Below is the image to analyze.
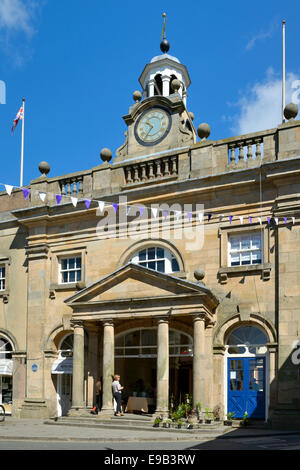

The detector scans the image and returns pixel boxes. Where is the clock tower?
[115,37,196,162]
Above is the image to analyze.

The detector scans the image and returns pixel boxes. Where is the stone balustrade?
[124,155,178,185]
[228,136,263,164]
[59,175,84,196]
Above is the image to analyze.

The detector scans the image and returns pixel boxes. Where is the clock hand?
[145,121,154,137]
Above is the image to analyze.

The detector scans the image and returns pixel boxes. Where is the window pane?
[157,260,165,272]
[77,270,81,281]
[62,271,68,283]
[252,251,262,264]
[241,252,251,265]
[148,261,155,270]
[241,236,251,250]
[230,237,240,251]
[69,258,75,270]
[157,248,164,258]
[62,259,68,270]
[139,250,146,261]
[251,235,261,250]
[148,248,155,259]
[172,258,180,272]
[76,257,81,268]
[69,271,75,282]
[230,254,240,266]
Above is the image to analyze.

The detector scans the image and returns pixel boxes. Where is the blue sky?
[0,0,300,186]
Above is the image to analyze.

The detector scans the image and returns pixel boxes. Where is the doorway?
[57,374,72,416]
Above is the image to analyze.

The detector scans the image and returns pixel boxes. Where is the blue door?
[227,357,265,419]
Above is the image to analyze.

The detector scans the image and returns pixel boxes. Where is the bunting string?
[0,182,297,226]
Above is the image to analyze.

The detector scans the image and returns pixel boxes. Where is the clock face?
[135,108,171,145]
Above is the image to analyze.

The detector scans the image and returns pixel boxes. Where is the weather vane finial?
[161,12,167,40]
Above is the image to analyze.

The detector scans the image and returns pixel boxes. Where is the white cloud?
[231,69,300,136]
[0,0,36,36]
[246,24,276,51]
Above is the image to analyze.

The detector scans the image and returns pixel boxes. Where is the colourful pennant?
[112,203,118,213]
[71,197,78,207]
[84,199,91,209]
[39,192,46,202]
[56,194,62,205]
[4,185,13,196]
[22,188,30,200]
[98,201,105,213]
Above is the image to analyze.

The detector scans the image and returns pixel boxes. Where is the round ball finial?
[194,269,205,281]
[160,38,170,53]
[284,102,298,120]
[133,90,142,103]
[197,123,211,140]
[100,147,112,163]
[171,78,181,93]
[38,161,50,176]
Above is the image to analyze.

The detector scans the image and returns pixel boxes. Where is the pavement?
[0,416,299,443]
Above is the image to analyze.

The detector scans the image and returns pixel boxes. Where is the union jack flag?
[11,105,24,134]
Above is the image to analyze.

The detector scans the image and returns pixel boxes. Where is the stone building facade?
[0,45,300,427]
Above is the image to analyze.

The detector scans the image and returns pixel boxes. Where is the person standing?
[112,374,124,416]
[96,378,102,412]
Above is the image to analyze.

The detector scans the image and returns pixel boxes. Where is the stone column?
[70,321,85,413]
[193,314,206,410]
[162,75,170,97]
[87,326,99,409]
[213,345,226,419]
[205,323,214,409]
[155,317,169,417]
[148,79,155,98]
[101,320,114,414]
[267,343,278,416]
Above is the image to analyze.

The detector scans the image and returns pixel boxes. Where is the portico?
[65,263,218,417]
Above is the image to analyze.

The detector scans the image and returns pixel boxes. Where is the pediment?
[65,263,216,307]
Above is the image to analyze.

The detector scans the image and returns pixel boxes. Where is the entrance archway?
[0,336,13,415]
[115,328,193,413]
[225,325,268,420]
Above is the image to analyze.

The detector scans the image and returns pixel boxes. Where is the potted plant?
[240,412,249,426]
[196,402,203,423]
[177,419,183,429]
[213,404,221,422]
[205,408,212,424]
[153,416,162,428]
[163,418,172,428]
[224,412,234,426]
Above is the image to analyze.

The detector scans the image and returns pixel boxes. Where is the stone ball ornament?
[194,269,205,281]
[197,123,211,140]
[38,161,50,176]
[100,147,112,163]
[171,79,181,93]
[284,102,298,120]
[133,90,142,103]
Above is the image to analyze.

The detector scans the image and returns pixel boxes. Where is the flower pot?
[153,423,160,427]
[205,419,212,424]
[224,420,232,426]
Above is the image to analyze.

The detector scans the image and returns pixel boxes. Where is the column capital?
[192,313,206,322]
[71,320,84,329]
[157,316,169,325]
[102,319,114,327]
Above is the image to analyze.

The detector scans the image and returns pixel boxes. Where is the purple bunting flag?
[84,199,91,209]
[163,210,168,220]
[249,216,252,224]
[284,217,287,224]
[56,194,62,205]
[187,212,192,222]
[112,203,118,213]
[22,188,30,200]
[267,217,270,224]
[139,207,144,217]
[229,215,233,224]
[207,213,212,221]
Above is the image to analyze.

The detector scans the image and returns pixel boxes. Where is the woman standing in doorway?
[112,374,124,416]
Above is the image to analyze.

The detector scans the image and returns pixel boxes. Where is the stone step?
[44,417,225,434]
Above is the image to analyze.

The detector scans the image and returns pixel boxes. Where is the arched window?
[0,337,12,360]
[129,246,180,273]
[115,328,192,358]
[154,74,162,95]
[59,334,74,358]
[226,326,268,355]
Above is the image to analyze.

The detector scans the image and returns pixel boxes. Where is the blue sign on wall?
[31,364,38,372]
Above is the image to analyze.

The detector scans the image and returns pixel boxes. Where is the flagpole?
[20,98,25,187]
[282,20,286,123]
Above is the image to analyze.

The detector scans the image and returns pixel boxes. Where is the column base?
[154,409,169,419]
[68,406,90,417]
[20,398,50,419]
